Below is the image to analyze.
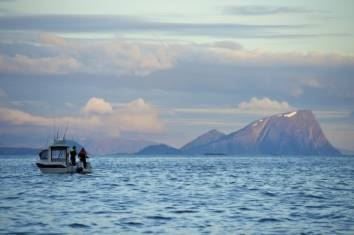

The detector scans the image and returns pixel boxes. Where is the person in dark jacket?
[78,147,88,169]
[70,146,76,166]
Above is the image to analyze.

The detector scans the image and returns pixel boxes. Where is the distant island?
[137,144,182,155]
[137,110,341,156]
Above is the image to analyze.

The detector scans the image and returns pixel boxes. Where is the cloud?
[1,36,353,76]
[238,97,292,112]
[0,106,100,127]
[82,97,113,114]
[0,54,81,75]
[0,14,302,33]
[39,33,67,47]
[0,97,164,137]
[0,38,176,75]
[108,98,163,134]
[0,14,332,39]
[40,35,178,76]
[224,5,315,15]
[204,48,354,67]
[175,97,294,116]
[209,41,243,50]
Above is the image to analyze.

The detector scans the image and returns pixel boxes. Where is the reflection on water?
[1,155,354,234]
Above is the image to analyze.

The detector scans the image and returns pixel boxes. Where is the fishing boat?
[36,139,92,174]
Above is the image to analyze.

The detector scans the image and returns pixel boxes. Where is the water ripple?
[1,155,354,234]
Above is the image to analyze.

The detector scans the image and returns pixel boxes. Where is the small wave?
[93,211,113,214]
[171,210,198,214]
[258,218,281,223]
[68,223,90,228]
[210,209,224,213]
[305,205,326,209]
[239,207,250,211]
[3,196,19,200]
[263,191,277,197]
[124,221,144,226]
[77,190,89,193]
[304,194,326,200]
[146,216,173,221]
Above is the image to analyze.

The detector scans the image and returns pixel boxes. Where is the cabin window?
[39,149,48,160]
[51,147,67,162]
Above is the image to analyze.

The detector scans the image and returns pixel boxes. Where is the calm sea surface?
[0,155,354,234]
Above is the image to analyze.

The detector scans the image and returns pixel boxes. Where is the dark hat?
[73,146,76,149]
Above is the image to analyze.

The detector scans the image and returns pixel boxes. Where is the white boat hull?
[36,161,92,174]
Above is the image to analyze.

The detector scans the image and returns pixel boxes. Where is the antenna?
[63,124,69,141]
[53,118,57,142]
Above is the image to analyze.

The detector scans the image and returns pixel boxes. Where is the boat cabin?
[36,139,92,173]
[39,141,70,165]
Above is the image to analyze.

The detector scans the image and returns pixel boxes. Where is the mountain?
[137,144,181,155]
[195,110,340,155]
[181,129,225,154]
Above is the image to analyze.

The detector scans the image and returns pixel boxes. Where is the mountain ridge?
[138,110,341,156]
[181,129,225,154]
[137,144,181,155]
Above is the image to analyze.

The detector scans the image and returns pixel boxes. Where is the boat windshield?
[39,149,48,160]
[51,147,67,162]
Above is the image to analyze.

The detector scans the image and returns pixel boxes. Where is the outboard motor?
[76,161,84,173]
[76,167,83,173]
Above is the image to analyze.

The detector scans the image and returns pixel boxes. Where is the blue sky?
[0,0,353,150]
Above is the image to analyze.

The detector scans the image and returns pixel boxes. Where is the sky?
[0,0,353,151]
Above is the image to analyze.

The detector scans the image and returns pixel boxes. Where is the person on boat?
[69,146,77,166]
[78,147,88,169]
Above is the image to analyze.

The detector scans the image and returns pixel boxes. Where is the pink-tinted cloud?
[0,54,81,75]
[82,97,113,114]
[0,97,164,137]
[0,34,353,76]
[238,97,292,112]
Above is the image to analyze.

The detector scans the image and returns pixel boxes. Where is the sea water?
[0,155,354,234]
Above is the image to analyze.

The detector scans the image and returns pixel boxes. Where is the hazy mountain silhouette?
[139,110,341,156]
[137,144,181,155]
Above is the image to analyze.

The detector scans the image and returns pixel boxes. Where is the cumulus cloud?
[0,97,163,137]
[174,97,294,116]
[238,97,292,112]
[82,97,113,114]
[106,98,164,135]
